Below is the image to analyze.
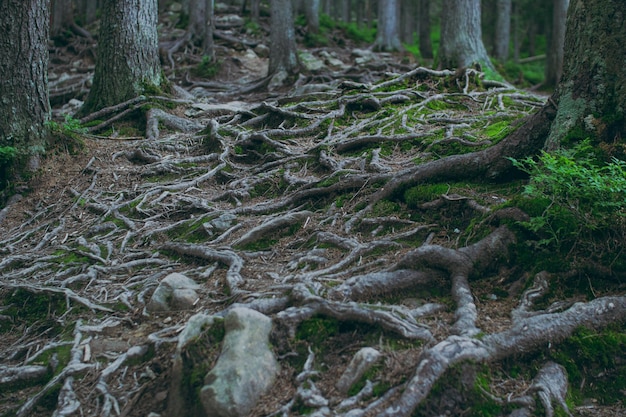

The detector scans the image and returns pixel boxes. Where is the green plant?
[193,55,221,78]
[47,114,87,135]
[510,140,626,251]
[0,146,17,165]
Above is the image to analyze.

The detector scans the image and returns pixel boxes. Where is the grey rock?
[336,347,381,395]
[146,273,199,312]
[201,308,279,417]
[299,51,326,72]
[254,44,270,58]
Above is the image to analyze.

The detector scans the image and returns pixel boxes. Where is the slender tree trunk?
[493,0,512,61]
[374,0,403,51]
[544,0,569,87]
[81,0,163,114]
[305,0,321,34]
[340,0,350,23]
[268,0,299,77]
[51,0,74,37]
[418,0,433,59]
[400,0,417,44]
[0,0,50,173]
[438,0,495,71]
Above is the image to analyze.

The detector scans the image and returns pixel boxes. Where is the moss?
[413,363,510,417]
[167,218,213,243]
[483,120,513,141]
[549,327,626,406]
[0,288,69,334]
[192,56,221,79]
[403,183,450,207]
[179,318,225,417]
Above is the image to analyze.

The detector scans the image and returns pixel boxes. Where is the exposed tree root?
[2,65,623,417]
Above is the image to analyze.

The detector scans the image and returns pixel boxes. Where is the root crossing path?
[1,68,624,417]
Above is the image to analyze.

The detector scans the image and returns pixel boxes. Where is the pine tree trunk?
[438,0,495,72]
[305,0,321,34]
[81,0,162,114]
[0,0,50,171]
[493,0,512,61]
[374,0,403,51]
[418,0,433,59]
[544,0,569,88]
[268,0,299,76]
[544,0,625,151]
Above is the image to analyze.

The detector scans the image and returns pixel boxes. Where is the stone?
[299,51,326,72]
[336,347,381,395]
[200,308,279,417]
[254,44,270,58]
[146,273,200,312]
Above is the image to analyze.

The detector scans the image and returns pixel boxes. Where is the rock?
[254,44,270,58]
[299,51,326,72]
[319,51,350,70]
[200,308,279,417]
[352,48,376,65]
[146,273,200,312]
[215,14,245,28]
[177,313,216,350]
[336,347,381,395]
[268,69,289,91]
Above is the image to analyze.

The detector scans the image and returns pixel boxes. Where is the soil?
[0,4,624,417]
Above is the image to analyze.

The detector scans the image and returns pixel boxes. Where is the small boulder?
[200,308,279,417]
[146,273,200,312]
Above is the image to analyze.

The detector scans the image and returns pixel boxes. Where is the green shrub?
[510,140,626,252]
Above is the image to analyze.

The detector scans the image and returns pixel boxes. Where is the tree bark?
[493,0,512,61]
[374,0,403,51]
[438,0,495,72]
[81,0,163,114]
[544,0,569,88]
[305,0,321,34]
[0,0,50,172]
[544,0,626,150]
[268,0,299,76]
[418,0,433,59]
[51,0,74,37]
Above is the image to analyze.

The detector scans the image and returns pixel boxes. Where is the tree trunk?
[340,0,350,23]
[0,0,50,173]
[544,0,569,88]
[544,0,625,150]
[51,0,74,37]
[400,0,417,44]
[188,0,215,58]
[305,0,321,34]
[81,0,163,114]
[268,0,299,77]
[418,0,433,59]
[438,0,495,72]
[493,0,512,61]
[374,0,403,51]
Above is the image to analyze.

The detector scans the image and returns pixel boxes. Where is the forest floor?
[0,4,624,417]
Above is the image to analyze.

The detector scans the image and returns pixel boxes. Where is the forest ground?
[0,5,624,417]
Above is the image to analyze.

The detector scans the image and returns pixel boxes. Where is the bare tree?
[81,0,163,114]
[268,0,299,81]
[374,0,403,51]
[493,0,512,61]
[438,0,495,71]
[188,0,215,58]
[305,0,321,34]
[544,0,569,87]
[51,0,74,37]
[0,0,50,175]
[418,0,433,59]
